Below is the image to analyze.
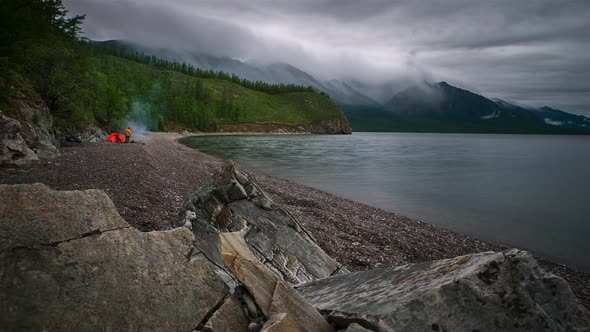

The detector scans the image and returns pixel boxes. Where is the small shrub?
[32,112,40,126]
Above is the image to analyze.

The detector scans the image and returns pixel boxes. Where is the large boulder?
[297,250,590,331]
[177,162,347,284]
[0,183,229,331]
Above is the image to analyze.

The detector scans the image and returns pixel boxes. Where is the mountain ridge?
[344,82,590,134]
[98,40,589,134]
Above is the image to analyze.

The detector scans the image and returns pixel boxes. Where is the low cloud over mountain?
[66,0,590,116]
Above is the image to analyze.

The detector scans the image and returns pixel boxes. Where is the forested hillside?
[89,54,345,132]
[0,0,349,134]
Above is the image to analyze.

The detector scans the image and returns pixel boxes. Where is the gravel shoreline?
[1,132,588,308]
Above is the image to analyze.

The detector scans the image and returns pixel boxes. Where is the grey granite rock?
[0,183,228,331]
[0,183,127,252]
[219,232,334,332]
[203,293,250,332]
[177,162,347,284]
[297,250,590,332]
[260,313,301,332]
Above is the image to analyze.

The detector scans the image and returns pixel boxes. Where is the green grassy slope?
[201,82,342,124]
[93,55,345,131]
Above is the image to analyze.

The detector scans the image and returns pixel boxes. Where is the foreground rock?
[0,183,228,331]
[3,168,588,331]
[177,162,347,284]
[297,250,590,331]
[175,162,338,330]
[218,232,334,332]
[177,162,590,331]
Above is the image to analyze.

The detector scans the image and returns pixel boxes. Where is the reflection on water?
[181,132,590,271]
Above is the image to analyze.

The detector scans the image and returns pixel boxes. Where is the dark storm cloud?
[64,0,590,115]
[66,0,263,56]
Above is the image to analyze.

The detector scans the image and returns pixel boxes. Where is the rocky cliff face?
[0,114,40,165]
[0,72,59,165]
[312,118,352,134]
[217,117,352,134]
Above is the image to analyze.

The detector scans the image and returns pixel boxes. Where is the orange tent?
[106,132,126,143]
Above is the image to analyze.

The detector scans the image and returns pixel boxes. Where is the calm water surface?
[182,133,590,271]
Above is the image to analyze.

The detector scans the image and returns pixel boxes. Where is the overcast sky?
[65,0,590,115]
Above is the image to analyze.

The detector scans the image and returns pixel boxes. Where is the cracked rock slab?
[261,313,301,332]
[219,232,334,332]
[0,183,129,252]
[202,293,250,332]
[0,184,228,331]
[297,250,590,332]
[178,162,346,284]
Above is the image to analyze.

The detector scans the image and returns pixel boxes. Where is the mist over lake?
[182,133,590,272]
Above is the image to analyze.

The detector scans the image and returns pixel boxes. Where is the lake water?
[181,133,590,272]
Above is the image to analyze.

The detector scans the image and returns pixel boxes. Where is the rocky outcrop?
[177,162,590,331]
[0,113,39,165]
[0,183,229,331]
[177,161,347,285]
[312,118,352,134]
[217,118,352,134]
[297,250,590,331]
[0,72,59,164]
[218,232,334,332]
[0,182,335,331]
[75,125,108,142]
[174,162,344,330]
[3,169,589,331]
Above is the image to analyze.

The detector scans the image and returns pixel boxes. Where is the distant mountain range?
[344,82,590,134]
[98,40,590,134]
